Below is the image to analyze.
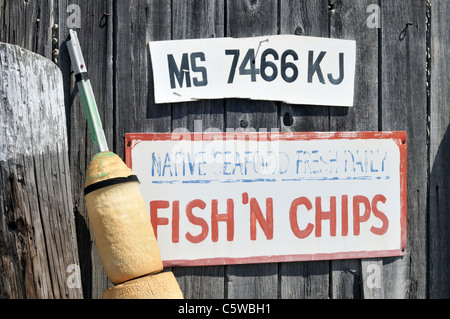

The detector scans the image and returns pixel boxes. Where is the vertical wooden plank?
[329,0,378,299]
[0,0,55,59]
[279,261,329,299]
[226,0,278,132]
[279,0,330,133]
[171,0,225,134]
[278,0,330,299]
[227,263,278,299]
[115,0,172,156]
[329,0,378,132]
[428,0,450,299]
[170,0,226,299]
[58,0,114,299]
[380,0,427,299]
[225,0,279,299]
[114,0,173,297]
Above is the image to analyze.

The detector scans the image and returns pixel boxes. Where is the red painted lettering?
[315,196,337,237]
[250,197,274,240]
[341,195,349,236]
[289,197,314,239]
[353,195,371,236]
[211,199,235,242]
[371,194,389,235]
[149,193,390,245]
[172,200,180,243]
[150,200,170,239]
[185,199,208,243]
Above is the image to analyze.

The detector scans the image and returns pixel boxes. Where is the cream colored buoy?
[85,152,163,285]
[103,271,183,299]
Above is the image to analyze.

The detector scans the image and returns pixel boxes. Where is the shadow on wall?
[429,123,450,297]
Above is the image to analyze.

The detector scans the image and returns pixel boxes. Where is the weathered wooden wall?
[1,0,448,299]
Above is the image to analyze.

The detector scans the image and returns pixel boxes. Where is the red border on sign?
[125,131,407,267]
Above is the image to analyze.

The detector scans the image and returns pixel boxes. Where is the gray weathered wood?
[57,0,114,299]
[279,261,329,299]
[225,0,279,132]
[113,0,173,298]
[115,0,172,148]
[428,0,450,299]
[329,0,379,132]
[171,0,225,134]
[0,42,82,299]
[278,0,331,299]
[0,0,54,60]
[225,0,279,299]
[329,0,378,299]
[170,0,226,299]
[279,0,330,133]
[380,0,427,299]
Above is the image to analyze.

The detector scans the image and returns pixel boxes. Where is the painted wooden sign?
[125,132,407,267]
[148,35,356,107]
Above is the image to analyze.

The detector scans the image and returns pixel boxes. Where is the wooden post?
[225,0,279,299]
[429,0,450,298]
[0,42,83,299]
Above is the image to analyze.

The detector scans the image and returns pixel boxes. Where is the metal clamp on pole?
[67,29,109,153]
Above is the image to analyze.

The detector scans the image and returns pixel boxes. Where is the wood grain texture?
[380,0,427,299]
[0,42,82,299]
[278,0,330,299]
[225,0,279,299]
[428,0,450,299]
[279,0,330,133]
[115,0,172,145]
[226,0,278,133]
[57,0,114,299]
[329,0,378,299]
[170,0,226,299]
[0,0,54,60]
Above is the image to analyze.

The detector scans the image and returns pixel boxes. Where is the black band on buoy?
[84,175,140,196]
[75,72,89,82]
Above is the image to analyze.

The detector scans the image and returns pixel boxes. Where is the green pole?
[67,29,109,153]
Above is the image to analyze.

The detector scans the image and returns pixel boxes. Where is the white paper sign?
[148,35,356,107]
[125,132,407,267]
